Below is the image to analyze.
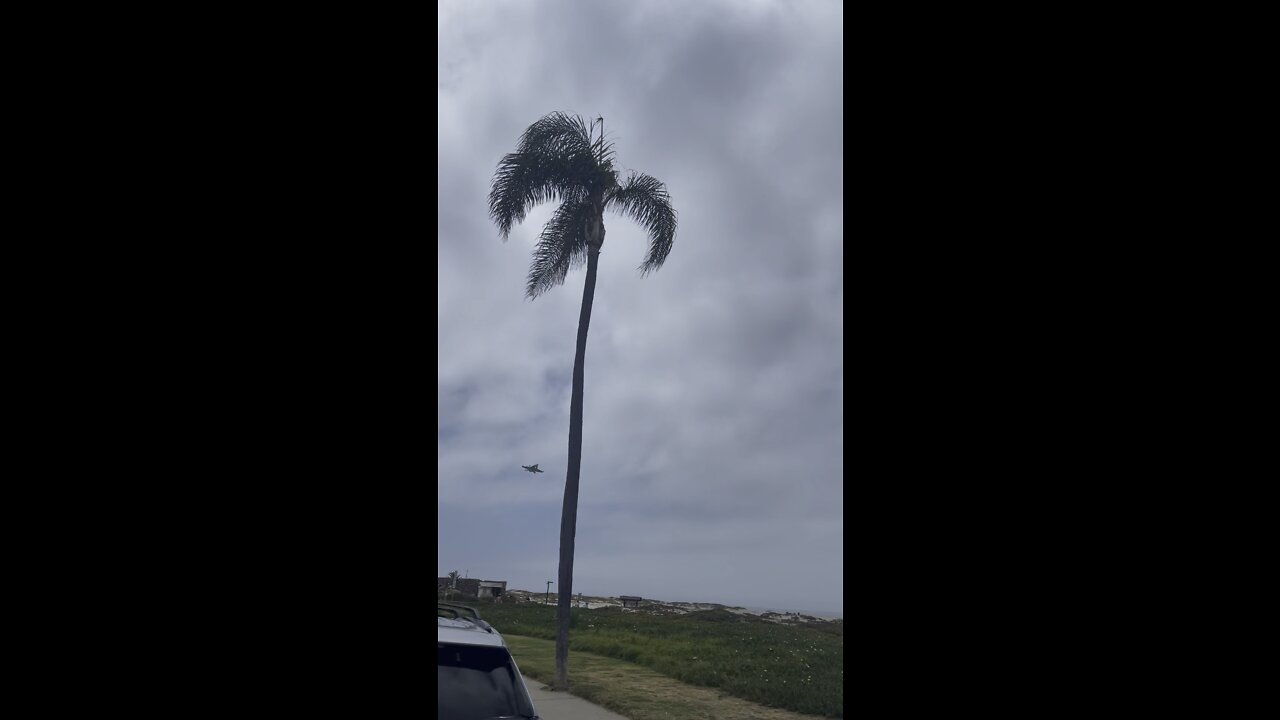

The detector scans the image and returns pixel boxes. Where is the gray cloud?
[439,0,843,613]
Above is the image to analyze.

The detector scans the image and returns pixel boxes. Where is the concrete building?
[437,577,506,599]
[477,580,507,599]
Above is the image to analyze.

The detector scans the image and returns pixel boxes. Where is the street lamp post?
[545,580,554,605]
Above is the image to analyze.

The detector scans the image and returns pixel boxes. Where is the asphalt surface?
[523,675,629,720]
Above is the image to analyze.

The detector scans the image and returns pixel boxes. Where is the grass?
[507,634,830,720]
[467,600,843,718]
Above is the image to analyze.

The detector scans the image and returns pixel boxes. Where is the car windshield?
[438,643,536,720]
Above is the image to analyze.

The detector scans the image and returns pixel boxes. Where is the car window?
[438,643,536,720]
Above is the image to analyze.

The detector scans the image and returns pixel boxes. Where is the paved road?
[523,675,629,720]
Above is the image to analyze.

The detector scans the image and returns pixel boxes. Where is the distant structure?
[477,580,507,599]
[437,577,506,599]
[620,595,643,608]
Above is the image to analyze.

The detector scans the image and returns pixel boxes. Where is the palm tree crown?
[488,112,677,297]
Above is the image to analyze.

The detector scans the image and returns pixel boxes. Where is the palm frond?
[526,197,593,299]
[521,112,595,162]
[489,112,600,240]
[606,172,677,275]
[592,132,616,169]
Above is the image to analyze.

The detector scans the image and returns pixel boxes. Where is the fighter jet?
[522,464,544,474]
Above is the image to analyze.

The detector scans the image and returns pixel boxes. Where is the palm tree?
[489,112,677,689]
[443,570,460,600]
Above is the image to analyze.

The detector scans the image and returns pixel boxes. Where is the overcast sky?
[438,0,843,615]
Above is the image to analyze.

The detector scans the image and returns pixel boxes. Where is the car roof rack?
[438,602,481,619]
[438,602,496,633]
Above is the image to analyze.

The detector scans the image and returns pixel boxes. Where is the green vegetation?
[507,634,830,720]
[477,602,843,718]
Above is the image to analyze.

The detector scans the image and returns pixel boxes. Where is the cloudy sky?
[438,0,843,615]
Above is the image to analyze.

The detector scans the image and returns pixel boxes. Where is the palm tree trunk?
[554,243,600,690]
